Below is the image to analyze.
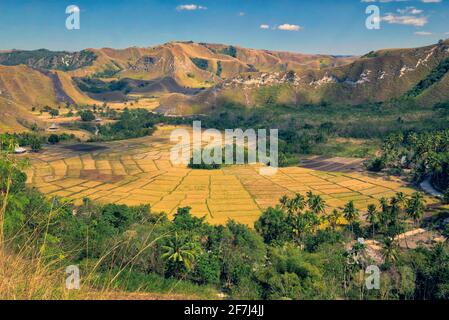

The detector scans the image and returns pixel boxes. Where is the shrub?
[30,138,42,152]
[365,157,386,172]
[80,110,96,122]
[47,134,60,145]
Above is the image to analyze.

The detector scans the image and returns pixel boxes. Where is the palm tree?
[379,197,390,229]
[406,192,426,227]
[395,192,407,210]
[290,193,306,215]
[161,232,201,272]
[279,195,289,211]
[343,201,360,234]
[366,204,378,238]
[328,209,342,231]
[381,237,399,264]
[389,197,400,223]
[291,211,320,245]
[307,192,326,215]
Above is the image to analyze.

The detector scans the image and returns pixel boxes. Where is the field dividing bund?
[24,126,434,226]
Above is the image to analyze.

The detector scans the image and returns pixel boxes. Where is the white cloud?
[276,24,302,31]
[260,24,270,29]
[414,31,433,35]
[381,13,428,26]
[361,0,411,3]
[176,4,207,11]
[397,6,423,15]
[238,12,245,16]
[362,0,442,2]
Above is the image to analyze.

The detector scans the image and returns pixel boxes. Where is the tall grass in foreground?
[0,137,212,300]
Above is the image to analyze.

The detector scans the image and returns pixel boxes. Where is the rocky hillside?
[159,39,449,114]
[0,42,355,88]
[1,40,449,130]
[0,49,97,71]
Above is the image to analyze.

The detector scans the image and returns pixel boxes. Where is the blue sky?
[0,0,448,55]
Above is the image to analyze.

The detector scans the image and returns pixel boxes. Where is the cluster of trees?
[74,77,131,94]
[191,58,209,71]
[196,105,337,167]
[0,132,75,152]
[81,108,190,142]
[408,57,449,97]
[367,130,449,194]
[2,133,449,300]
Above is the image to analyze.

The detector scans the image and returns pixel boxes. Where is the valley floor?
[24,126,436,226]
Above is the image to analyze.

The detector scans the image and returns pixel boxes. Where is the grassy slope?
[55,70,98,105]
[0,65,58,132]
[0,249,208,300]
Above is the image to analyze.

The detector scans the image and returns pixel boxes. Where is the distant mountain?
[160,39,449,114]
[0,42,351,87]
[1,40,449,131]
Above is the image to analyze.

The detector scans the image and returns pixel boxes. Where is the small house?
[48,123,59,131]
[14,146,27,154]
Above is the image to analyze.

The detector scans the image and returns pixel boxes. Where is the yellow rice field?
[24,126,433,226]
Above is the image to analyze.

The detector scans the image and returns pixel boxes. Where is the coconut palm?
[290,193,306,215]
[343,201,360,234]
[389,197,401,222]
[279,195,289,210]
[161,232,201,271]
[307,192,326,215]
[406,192,426,226]
[328,209,342,231]
[395,192,407,210]
[381,237,399,264]
[366,204,378,238]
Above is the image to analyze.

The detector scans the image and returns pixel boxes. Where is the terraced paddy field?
[24,126,435,226]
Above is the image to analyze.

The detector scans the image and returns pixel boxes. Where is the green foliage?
[220,46,237,58]
[216,61,223,77]
[93,109,158,141]
[256,86,281,106]
[80,110,96,122]
[0,49,97,71]
[74,77,131,94]
[49,109,59,118]
[255,207,292,244]
[362,51,378,59]
[408,57,449,97]
[365,157,386,172]
[47,134,60,145]
[373,129,449,188]
[30,137,42,152]
[2,141,449,300]
[191,58,209,71]
[443,189,449,205]
[91,63,122,78]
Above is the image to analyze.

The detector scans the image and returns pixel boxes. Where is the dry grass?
[0,249,73,300]
[0,249,199,300]
[24,126,431,227]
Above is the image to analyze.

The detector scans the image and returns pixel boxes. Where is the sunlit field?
[24,126,428,226]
